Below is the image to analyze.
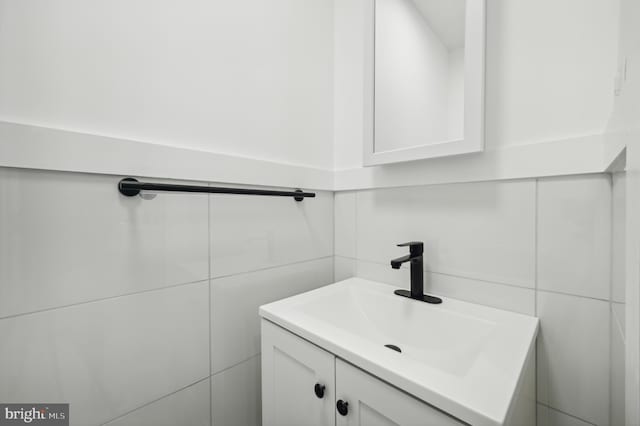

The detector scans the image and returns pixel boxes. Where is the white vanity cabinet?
[261,320,335,426]
[335,358,463,426]
[260,279,538,426]
[262,320,464,426]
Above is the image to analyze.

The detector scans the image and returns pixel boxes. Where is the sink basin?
[259,277,538,426]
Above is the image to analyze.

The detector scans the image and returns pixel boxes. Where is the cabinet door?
[335,359,464,426]
[261,320,336,426]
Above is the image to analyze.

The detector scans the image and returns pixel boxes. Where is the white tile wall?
[355,180,537,287]
[355,259,535,314]
[356,258,410,287]
[334,255,356,282]
[338,174,619,426]
[0,167,335,426]
[537,291,610,426]
[611,307,625,426]
[0,166,621,426]
[0,281,210,426]
[426,271,536,316]
[104,379,211,426]
[537,175,612,300]
[210,257,334,374]
[0,168,209,318]
[210,188,333,277]
[211,355,262,426]
[612,173,626,303]
[612,303,625,338]
[610,173,626,426]
[334,191,357,258]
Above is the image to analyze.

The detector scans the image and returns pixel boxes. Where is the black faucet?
[390,242,442,304]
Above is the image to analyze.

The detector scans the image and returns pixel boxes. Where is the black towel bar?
[118,178,315,202]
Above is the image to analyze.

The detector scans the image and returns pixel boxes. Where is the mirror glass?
[374,0,466,154]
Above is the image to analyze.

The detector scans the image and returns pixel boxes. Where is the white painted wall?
[334,0,366,172]
[0,0,335,170]
[0,0,623,189]
[334,0,620,170]
[374,0,463,152]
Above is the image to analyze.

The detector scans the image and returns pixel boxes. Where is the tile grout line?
[537,402,598,426]
[210,255,334,281]
[534,178,539,315]
[425,270,535,292]
[0,278,209,321]
[208,190,213,426]
[348,250,538,289]
[611,303,626,343]
[534,178,539,425]
[99,376,211,426]
[332,191,335,281]
[354,190,358,268]
[332,191,337,281]
[608,173,614,426]
[534,288,611,305]
[346,256,536,294]
[210,353,261,378]
[0,256,333,323]
[342,257,612,304]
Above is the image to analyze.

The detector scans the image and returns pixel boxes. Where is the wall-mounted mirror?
[363,0,485,166]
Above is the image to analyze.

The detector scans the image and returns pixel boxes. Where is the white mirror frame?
[363,0,486,166]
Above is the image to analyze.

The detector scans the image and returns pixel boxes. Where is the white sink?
[259,277,539,426]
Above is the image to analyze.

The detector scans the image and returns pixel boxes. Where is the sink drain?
[384,344,402,353]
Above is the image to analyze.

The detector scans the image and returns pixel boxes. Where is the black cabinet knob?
[314,383,325,399]
[336,399,349,416]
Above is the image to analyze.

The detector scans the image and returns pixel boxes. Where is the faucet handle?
[397,241,423,255]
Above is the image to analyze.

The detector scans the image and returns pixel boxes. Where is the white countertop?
[259,278,539,426]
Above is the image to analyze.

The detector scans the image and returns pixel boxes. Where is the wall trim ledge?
[334,134,624,191]
[0,121,335,191]
[0,121,624,191]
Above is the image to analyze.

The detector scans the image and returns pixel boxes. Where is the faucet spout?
[390,241,442,304]
[390,254,411,269]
